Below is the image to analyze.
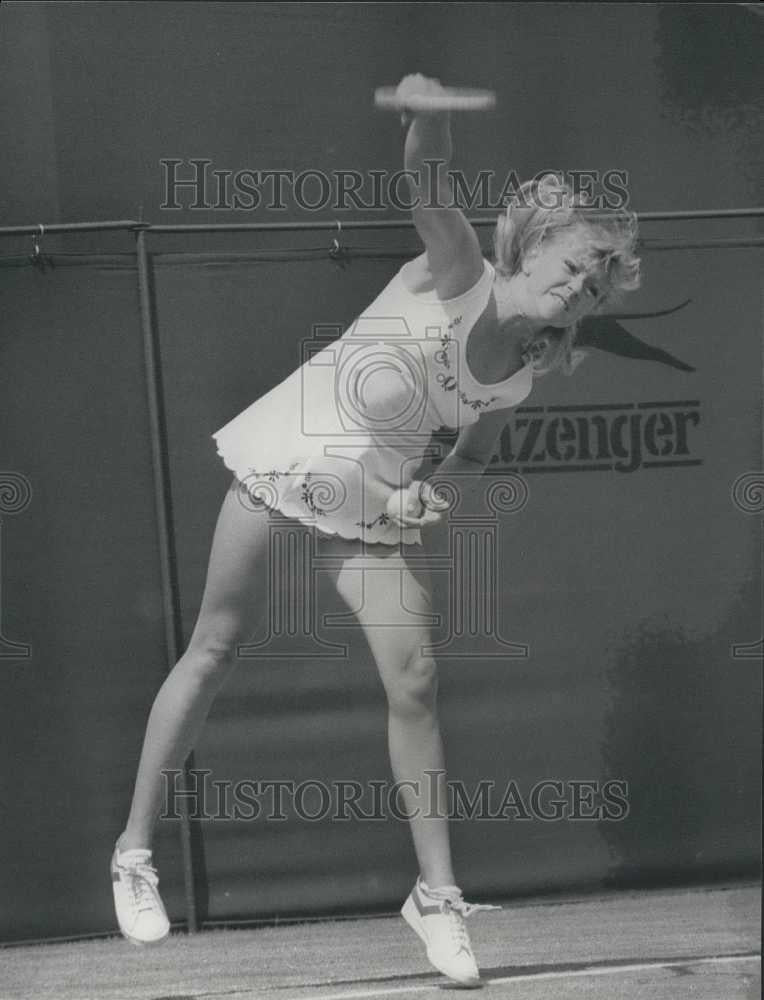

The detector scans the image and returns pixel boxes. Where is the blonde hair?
[492,174,641,376]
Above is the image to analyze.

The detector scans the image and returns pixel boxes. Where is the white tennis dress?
[212,256,536,546]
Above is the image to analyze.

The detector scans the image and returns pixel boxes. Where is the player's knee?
[387,655,438,715]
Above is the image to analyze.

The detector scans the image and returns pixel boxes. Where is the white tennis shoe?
[111,844,170,946]
[401,876,500,987]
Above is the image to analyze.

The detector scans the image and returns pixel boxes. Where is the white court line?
[288,953,760,1000]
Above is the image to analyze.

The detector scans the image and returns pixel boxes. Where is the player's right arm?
[398,74,484,299]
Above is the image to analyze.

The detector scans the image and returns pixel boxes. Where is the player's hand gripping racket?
[375,74,496,126]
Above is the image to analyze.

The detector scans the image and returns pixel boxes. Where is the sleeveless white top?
[212,256,536,545]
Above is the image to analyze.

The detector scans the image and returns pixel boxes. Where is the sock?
[420,877,461,897]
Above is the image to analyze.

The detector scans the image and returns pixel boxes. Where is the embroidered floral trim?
[302,480,405,534]
[433,332,452,370]
[354,511,391,531]
[433,330,499,411]
[240,460,419,535]
[460,387,498,410]
[434,317,462,371]
[245,460,301,480]
[300,472,327,517]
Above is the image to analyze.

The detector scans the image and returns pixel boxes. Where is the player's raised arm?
[396,74,484,293]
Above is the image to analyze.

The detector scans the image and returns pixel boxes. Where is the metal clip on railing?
[329,219,348,268]
[29,224,53,271]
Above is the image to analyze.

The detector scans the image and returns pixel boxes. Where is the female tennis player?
[111,73,640,986]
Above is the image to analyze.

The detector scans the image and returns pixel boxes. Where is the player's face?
[520,230,609,327]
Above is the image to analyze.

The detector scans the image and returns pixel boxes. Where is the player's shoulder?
[401,250,488,301]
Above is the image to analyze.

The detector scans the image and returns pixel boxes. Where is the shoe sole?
[122,928,170,947]
[110,850,170,948]
[401,895,481,988]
